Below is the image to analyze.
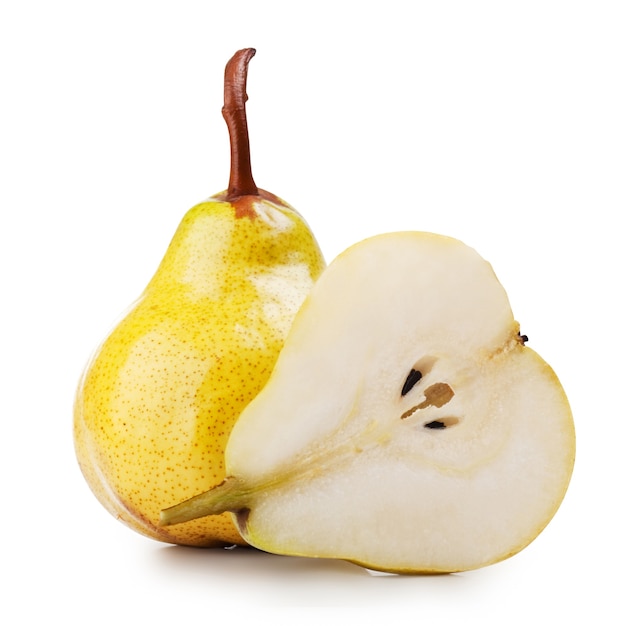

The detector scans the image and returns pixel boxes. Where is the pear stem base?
[159,478,245,527]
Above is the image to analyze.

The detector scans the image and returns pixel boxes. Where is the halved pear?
[160,232,575,573]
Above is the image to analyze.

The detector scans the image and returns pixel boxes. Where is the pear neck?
[222,48,259,201]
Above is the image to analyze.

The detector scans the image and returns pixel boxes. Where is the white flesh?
[225,232,575,573]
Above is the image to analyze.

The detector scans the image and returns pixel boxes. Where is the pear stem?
[159,478,245,527]
[223,48,259,200]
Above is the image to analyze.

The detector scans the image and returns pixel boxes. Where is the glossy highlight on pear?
[73,48,325,547]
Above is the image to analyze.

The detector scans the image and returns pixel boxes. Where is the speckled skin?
[74,193,325,546]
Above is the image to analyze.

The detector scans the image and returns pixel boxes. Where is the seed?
[401,369,422,396]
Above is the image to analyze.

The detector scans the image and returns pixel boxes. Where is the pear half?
[161,232,575,572]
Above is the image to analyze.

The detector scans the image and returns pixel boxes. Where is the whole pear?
[74,49,325,546]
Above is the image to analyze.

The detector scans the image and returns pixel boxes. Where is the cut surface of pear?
[74,49,325,547]
[161,231,575,571]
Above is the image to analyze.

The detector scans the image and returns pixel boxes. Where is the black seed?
[518,332,529,344]
[424,420,446,429]
[401,369,422,396]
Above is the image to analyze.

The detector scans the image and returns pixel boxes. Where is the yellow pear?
[74,49,325,547]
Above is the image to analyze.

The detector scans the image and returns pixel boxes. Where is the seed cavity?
[400,383,458,420]
[419,382,454,408]
[401,369,422,396]
[400,382,455,420]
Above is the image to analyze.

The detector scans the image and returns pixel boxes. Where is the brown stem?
[223,48,258,199]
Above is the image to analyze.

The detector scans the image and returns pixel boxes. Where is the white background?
[1,0,624,622]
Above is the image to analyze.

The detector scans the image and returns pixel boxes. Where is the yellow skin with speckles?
[74,192,325,546]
